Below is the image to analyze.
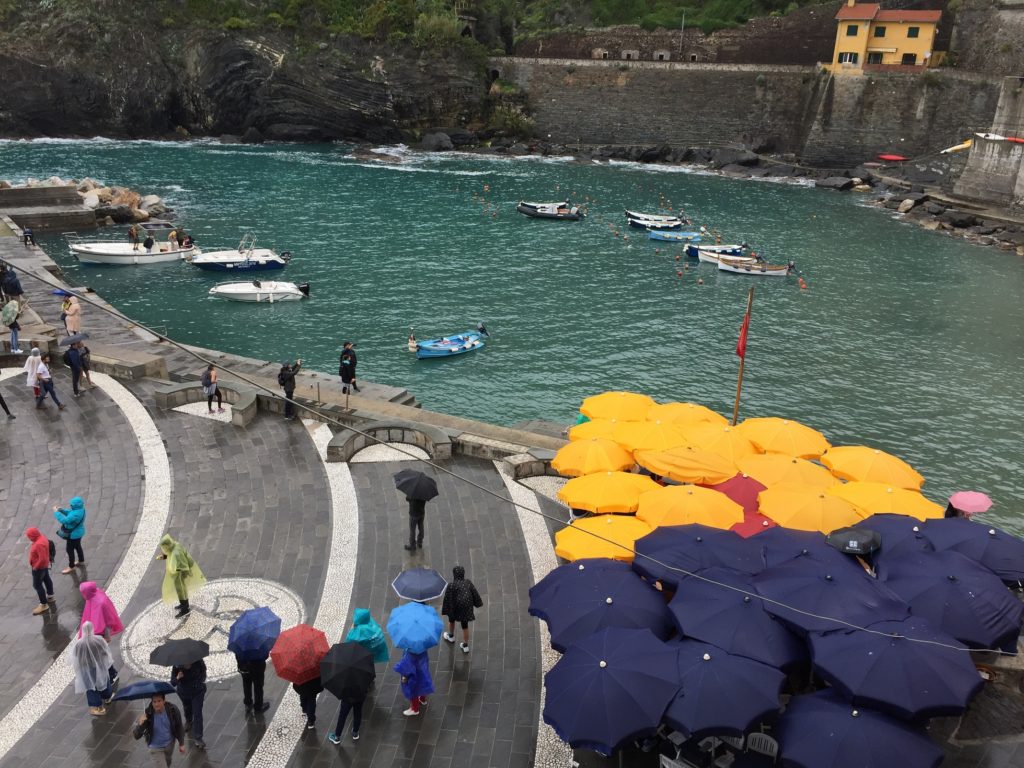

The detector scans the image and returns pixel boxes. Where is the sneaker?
[404,544,416,551]
[32,604,48,615]
[460,643,470,654]
[306,718,316,730]
[217,408,226,413]
[12,349,23,354]
[103,695,114,704]
[58,404,66,410]
[89,706,106,716]
[255,702,270,714]
[352,731,359,741]
[327,732,341,745]
[443,632,455,644]
[403,708,419,717]
[110,673,119,686]
[194,740,206,750]
[244,705,252,716]
[61,567,74,574]
[6,414,14,419]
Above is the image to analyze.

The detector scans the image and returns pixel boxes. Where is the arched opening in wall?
[654,50,670,61]
[461,25,473,37]
[690,54,698,62]
[489,69,500,83]
[603,51,609,59]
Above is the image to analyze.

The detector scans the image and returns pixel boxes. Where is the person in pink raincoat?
[79,581,123,689]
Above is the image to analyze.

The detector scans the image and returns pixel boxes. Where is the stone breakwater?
[0,176,171,227]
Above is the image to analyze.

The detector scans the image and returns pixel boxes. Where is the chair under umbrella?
[921,517,1024,582]
[320,642,376,703]
[776,690,944,768]
[149,639,210,667]
[270,624,330,684]
[528,561,673,652]
[664,638,786,738]
[809,618,983,720]
[754,557,909,634]
[393,469,439,501]
[879,550,1024,651]
[632,525,762,590]
[228,606,281,662]
[669,567,806,670]
[542,627,679,756]
[392,567,447,602]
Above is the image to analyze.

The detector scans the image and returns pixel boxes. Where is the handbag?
[202,384,216,396]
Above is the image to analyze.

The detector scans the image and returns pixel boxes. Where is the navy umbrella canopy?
[777,690,944,768]
[543,628,679,756]
[754,557,909,634]
[809,617,983,720]
[632,525,762,590]
[922,517,1024,582]
[112,680,176,701]
[529,561,673,652]
[853,514,933,565]
[392,567,447,602]
[749,526,850,570]
[880,549,1024,652]
[669,567,806,669]
[663,638,786,738]
[529,559,634,618]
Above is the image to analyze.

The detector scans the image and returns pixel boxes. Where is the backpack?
[201,370,212,388]
[62,349,72,366]
[48,538,56,563]
[277,366,289,386]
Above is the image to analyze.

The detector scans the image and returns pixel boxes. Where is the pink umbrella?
[702,474,767,515]
[948,491,993,518]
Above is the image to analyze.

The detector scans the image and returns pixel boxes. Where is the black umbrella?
[112,680,176,701]
[149,639,210,667]
[393,469,439,502]
[320,642,376,703]
[59,332,90,347]
[827,527,882,556]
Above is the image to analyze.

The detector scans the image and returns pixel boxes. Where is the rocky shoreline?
[0,176,172,227]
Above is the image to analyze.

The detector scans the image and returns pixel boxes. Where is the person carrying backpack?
[277,359,302,421]
[64,342,86,396]
[26,527,55,615]
[54,495,87,573]
[200,364,223,414]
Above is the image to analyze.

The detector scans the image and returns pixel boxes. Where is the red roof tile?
[835,3,880,20]
[875,9,942,21]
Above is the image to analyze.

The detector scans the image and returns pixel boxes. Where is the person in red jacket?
[27,527,55,615]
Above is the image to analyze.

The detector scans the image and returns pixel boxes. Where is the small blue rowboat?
[649,230,704,243]
[416,331,484,359]
[685,243,747,259]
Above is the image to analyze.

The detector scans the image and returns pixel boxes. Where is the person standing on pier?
[155,534,206,618]
[340,341,360,393]
[64,296,82,336]
[278,359,302,421]
[201,364,224,414]
[54,495,87,573]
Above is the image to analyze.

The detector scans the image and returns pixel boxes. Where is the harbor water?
[2,140,1022,530]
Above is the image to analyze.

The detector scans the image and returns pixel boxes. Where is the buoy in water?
[676,271,683,277]
[697,278,704,285]
[799,278,808,290]
[674,255,680,261]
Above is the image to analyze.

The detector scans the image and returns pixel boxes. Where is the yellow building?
[830,0,943,75]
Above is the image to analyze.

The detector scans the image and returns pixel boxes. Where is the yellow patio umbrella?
[829,482,945,521]
[580,391,657,422]
[557,471,663,514]
[551,438,635,477]
[682,423,759,464]
[736,454,838,490]
[553,515,653,562]
[646,401,729,427]
[736,417,831,460]
[612,420,691,453]
[567,419,618,441]
[758,485,869,533]
[636,485,745,529]
[635,445,737,485]
[821,446,925,490]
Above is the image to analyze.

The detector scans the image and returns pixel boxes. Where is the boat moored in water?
[718,257,794,276]
[685,243,747,259]
[516,201,584,221]
[696,250,757,266]
[416,331,485,359]
[208,280,310,302]
[65,233,197,265]
[189,232,291,272]
[648,230,704,242]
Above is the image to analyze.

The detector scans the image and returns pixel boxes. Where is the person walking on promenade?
[64,342,86,396]
[404,493,428,552]
[80,343,94,389]
[64,295,82,335]
[396,648,433,716]
[133,693,186,766]
[236,650,271,716]
[278,358,302,421]
[23,347,41,398]
[71,620,115,716]
[128,224,140,251]
[293,675,323,730]
[327,685,366,745]
[339,343,356,395]
[172,659,207,750]
[35,354,65,410]
[0,388,13,420]
[441,565,483,654]
[344,341,361,392]
[54,495,86,573]
[79,581,123,687]
[201,364,224,414]
[156,534,206,618]
[1,265,25,309]
[26,527,55,615]
[6,309,21,354]
[346,608,390,663]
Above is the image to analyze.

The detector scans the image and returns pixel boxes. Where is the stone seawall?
[954,77,1024,206]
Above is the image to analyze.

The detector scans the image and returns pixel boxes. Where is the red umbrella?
[270,624,329,684]
[731,510,777,538]
[702,474,766,515]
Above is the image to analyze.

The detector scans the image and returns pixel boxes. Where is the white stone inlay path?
[245,421,359,768]
[350,442,429,462]
[493,461,574,768]
[171,400,234,422]
[0,371,172,761]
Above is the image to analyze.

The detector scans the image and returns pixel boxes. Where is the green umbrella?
[1,301,18,327]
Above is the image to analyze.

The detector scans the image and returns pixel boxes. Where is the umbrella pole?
[731,287,755,426]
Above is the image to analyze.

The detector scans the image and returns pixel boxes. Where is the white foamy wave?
[370,144,411,158]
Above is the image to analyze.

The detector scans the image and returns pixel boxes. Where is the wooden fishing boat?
[648,230,703,242]
[718,258,794,277]
[416,331,485,359]
[685,243,747,259]
[628,217,682,230]
[696,250,757,266]
[517,201,584,220]
[625,210,681,222]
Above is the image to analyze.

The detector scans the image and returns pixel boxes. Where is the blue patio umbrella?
[880,550,1024,651]
[529,558,634,617]
[543,627,680,756]
[776,690,944,768]
[853,514,933,565]
[228,607,282,662]
[809,617,983,720]
[529,561,673,652]
[922,517,1024,582]
[386,602,444,654]
[749,526,849,570]
[112,680,176,702]
[664,638,785,738]
[392,567,447,602]
[632,525,762,590]
[669,567,806,669]
[754,556,909,634]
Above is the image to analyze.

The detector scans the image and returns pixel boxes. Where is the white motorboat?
[718,258,794,277]
[189,232,292,272]
[65,233,197,265]
[208,280,310,302]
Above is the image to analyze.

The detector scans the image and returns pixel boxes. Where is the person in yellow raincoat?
[156,534,206,618]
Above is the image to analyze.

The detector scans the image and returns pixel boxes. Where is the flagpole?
[731,287,755,426]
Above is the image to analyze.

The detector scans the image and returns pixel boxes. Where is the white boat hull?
[208,281,307,302]
[697,250,757,265]
[718,259,792,276]
[70,242,196,265]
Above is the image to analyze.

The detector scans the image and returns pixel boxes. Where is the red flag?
[736,310,751,359]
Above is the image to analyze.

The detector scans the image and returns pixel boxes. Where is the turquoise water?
[3,140,1023,529]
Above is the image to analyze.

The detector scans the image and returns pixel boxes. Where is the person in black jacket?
[171,660,207,750]
[340,341,360,392]
[236,652,271,716]
[133,693,186,766]
[441,565,483,653]
[278,359,301,421]
[293,675,323,730]
[404,495,426,552]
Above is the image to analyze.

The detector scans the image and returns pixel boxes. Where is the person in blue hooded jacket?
[395,649,433,716]
[345,609,390,663]
[54,496,86,574]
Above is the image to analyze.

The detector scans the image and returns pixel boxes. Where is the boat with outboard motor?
[416,330,485,359]
[517,201,584,221]
[208,280,310,302]
[189,232,291,272]
[65,233,198,265]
